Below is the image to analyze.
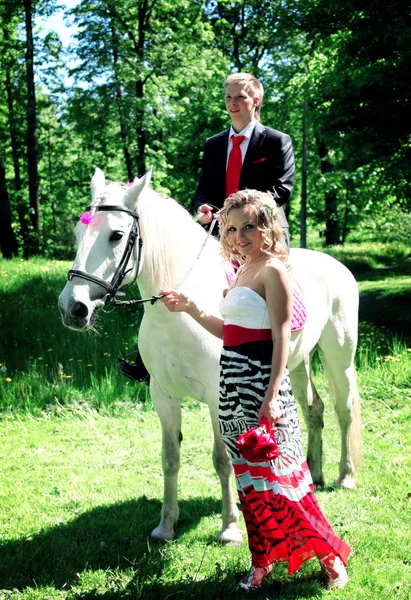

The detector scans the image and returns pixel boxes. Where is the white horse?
[58,168,362,544]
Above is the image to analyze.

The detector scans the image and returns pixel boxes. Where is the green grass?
[0,245,411,599]
[300,234,411,278]
[0,387,410,599]
[0,258,147,414]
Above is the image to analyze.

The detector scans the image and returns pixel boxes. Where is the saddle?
[291,285,307,332]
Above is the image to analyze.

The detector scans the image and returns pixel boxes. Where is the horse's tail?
[350,374,363,469]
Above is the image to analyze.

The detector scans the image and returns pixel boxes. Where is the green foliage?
[319,240,410,275]
[0,0,410,257]
[297,0,411,238]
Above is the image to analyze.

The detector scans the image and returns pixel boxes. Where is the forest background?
[1,3,411,597]
[1,0,410,260]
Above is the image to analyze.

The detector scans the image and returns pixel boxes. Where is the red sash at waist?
[223,324,272,347]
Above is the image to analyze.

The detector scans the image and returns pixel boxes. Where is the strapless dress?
[218,286,350,573]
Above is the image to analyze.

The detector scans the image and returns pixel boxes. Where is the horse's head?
[58,167,151,330]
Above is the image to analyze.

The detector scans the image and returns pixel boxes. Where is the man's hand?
[197,204,214,224]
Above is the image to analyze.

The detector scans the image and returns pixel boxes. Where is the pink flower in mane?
[80,211,94,225]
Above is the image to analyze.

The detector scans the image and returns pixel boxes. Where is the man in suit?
[195,72,294,251]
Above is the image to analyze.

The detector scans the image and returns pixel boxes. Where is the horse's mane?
[94,182,216,289]
[137,188,211,288]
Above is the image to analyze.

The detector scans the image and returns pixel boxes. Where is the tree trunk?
[315,137,340,245]
[135,1,149,176]
[109,20,134,181]
[3,27,29,251]
[5,68,29,252]
[300,86,308,249]
[46,125,57,236]
[0,144,19,258]
[23,0,40,254]
[118,90,135,181]
[135,78,146,176]
[341,178,353,244]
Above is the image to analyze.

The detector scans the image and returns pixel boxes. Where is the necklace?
[234,254,267,286]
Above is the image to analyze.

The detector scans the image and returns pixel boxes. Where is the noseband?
[68,205,143,307]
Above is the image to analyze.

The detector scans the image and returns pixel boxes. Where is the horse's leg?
[150,378,182,540]
[207,404,242,545]
[289,358,326,488]
[318,343,362,490]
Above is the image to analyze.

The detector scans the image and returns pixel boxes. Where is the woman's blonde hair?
[224,72,264,121]
[219,189,287,264]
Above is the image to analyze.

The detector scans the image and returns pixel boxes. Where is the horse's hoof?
[217,527,243,547]
[151,525,175,541]
[335,475,356,490]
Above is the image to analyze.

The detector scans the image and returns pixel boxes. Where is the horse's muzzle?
[58,297,98,331]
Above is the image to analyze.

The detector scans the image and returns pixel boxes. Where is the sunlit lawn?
[0,249,410,599]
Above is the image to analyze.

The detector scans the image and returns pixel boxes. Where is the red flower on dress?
[235,417,279,462]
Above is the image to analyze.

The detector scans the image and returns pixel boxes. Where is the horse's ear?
[91,168,106,202]
[124,167,153,209]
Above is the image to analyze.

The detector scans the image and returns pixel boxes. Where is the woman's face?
[226,206,263,258]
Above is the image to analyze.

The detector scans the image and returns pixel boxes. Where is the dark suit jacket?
[194,121,295,235]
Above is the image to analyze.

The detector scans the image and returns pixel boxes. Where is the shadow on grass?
[0,496,221,590]
[320,249,411,344]
[319,245,411,280]
[353,260,411,281]
[0,495,327,598]
[358,286,411,343]
[71,572,324,600]
[0,271,147,413]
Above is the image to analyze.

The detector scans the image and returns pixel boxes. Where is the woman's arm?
[258,262,293,429]
[160,289,224,339]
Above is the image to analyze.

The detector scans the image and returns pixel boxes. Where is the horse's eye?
[110,231,123,242]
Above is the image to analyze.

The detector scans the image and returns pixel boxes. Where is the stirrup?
[117,350,150,383]
[238,564,272,591]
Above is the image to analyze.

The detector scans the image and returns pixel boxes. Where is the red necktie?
[225,135,246,198]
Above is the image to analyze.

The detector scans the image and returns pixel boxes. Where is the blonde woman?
[161,190,350,591]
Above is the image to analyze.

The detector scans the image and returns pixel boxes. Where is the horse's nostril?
[72,302,89,320]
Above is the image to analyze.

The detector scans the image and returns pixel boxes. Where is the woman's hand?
[160,289,192,313]
[161,288,224,339]
[258,397,282,430]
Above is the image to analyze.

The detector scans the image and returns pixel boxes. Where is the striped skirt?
[219,339,350,573]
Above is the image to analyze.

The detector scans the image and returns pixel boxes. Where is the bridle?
[67,203,219,309]
[67,204,154,307]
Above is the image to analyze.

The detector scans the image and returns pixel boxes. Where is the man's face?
[225,82,259,130]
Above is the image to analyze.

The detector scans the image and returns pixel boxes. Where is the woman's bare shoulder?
[261,257,288,278]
